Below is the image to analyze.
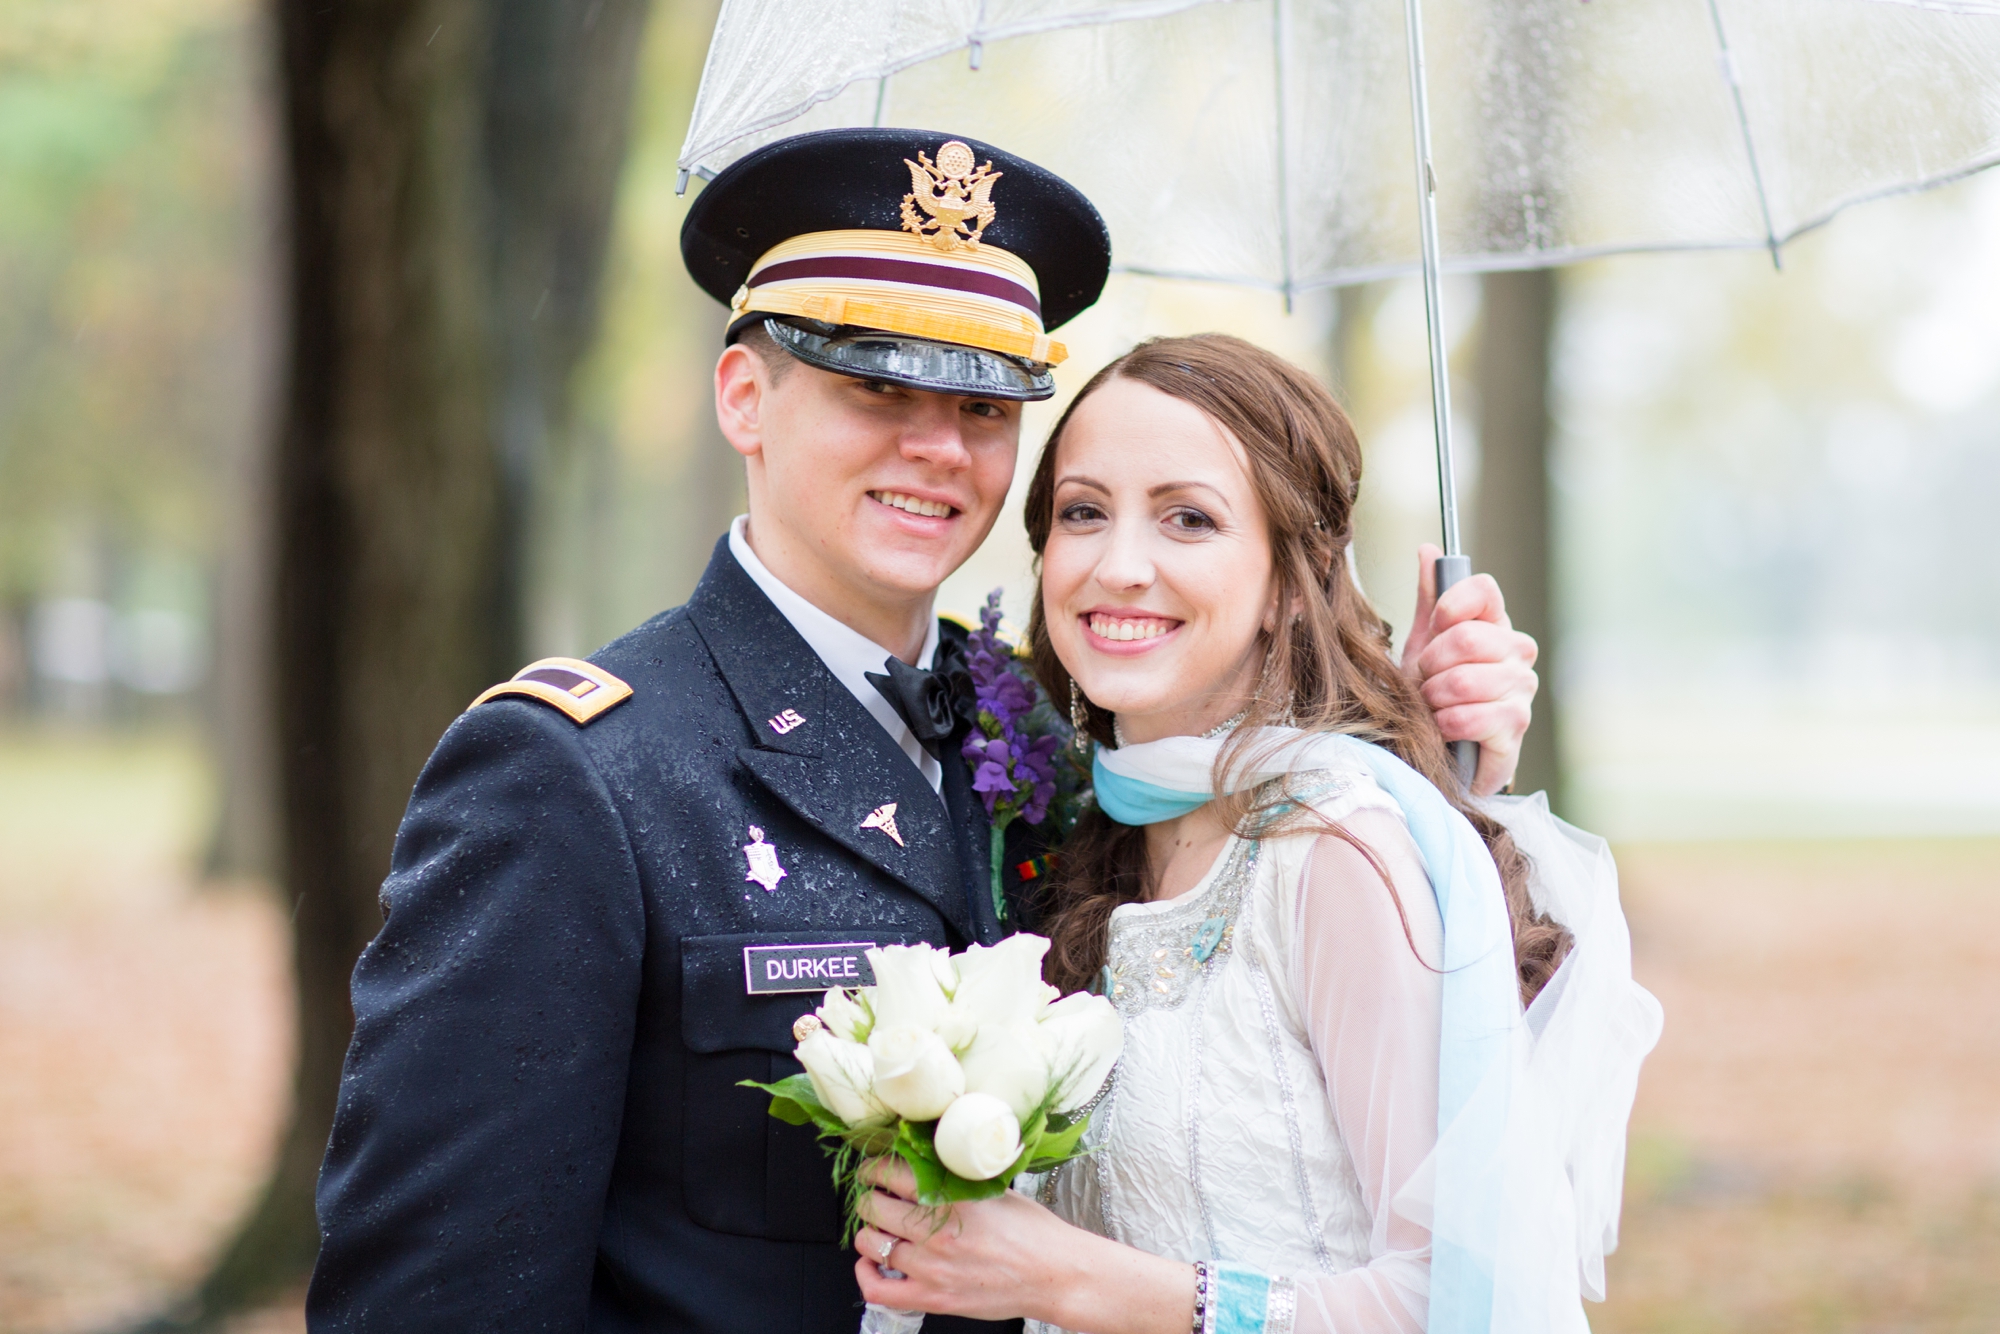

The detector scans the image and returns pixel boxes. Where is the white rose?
[795,1029,888,1127]
[868,1024,966,1121]
[865,944,951,1032]
[934,1091,1025,1181]
[931,948,961,993]
[819,986,872,1043]
[935,1000,980,1053]
[1038,992,1123,1112]
[949,934,1052,1030]
[957,1020,1053,1121]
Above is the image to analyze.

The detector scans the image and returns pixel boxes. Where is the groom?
[306,130,1538,1332]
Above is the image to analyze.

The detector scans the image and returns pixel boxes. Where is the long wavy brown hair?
[1024,334,1570,1005]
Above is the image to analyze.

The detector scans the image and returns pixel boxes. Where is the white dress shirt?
[728,515,942,794]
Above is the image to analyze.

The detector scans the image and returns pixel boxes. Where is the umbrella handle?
[1434,553,1480,791]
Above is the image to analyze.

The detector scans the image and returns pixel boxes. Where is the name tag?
[742,941,877,995]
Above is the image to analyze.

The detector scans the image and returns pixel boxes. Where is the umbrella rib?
[1703,0,1784,271]
[1402,0,1463,558]
[1774,149,2000,248]
[1273,0,1296,312]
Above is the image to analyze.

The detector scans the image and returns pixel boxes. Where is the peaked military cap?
[681,128,1111,401]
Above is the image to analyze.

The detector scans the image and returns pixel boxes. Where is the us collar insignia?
[742,826,788,893]
[861,802,905,848]
[900,140,1001,251]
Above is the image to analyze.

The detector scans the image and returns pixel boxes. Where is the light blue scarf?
[1093,729,1518,1334]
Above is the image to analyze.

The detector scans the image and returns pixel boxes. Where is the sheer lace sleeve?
[1281,806,1443,1334]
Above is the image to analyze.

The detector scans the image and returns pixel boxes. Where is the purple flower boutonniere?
[959,590,1086,923]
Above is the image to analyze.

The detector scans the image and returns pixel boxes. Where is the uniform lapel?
[687,540,977,942]
[939,739,1002,945]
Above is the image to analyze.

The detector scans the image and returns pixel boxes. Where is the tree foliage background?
[0,0,264,722]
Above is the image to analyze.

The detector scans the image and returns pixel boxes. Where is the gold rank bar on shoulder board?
[471,657,633,725]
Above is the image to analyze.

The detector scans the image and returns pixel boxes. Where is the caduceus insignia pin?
[742,826,788,893]
[860,803,905,848]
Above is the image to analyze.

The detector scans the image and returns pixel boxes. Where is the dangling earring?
[1255,640,1300,730]
[1069,679,1093,754]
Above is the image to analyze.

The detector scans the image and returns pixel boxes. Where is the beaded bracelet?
[1195,1263,1298,1334]
[1190,1260,1212,1334]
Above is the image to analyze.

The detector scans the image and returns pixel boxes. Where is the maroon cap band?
[749,254,1042,319]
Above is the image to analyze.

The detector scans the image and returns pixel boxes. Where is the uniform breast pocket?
[678,930,920,1243]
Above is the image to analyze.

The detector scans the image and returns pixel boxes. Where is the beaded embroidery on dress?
[1102,837,1256,1018]
[1028,768,1404,1334]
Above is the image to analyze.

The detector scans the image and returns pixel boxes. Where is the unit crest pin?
[742,826,788,893]
[860,803,905,848]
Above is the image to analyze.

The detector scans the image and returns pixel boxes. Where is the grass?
[0,728,289,1334]
[0,726,215,920]
[1592,837,2000,1332]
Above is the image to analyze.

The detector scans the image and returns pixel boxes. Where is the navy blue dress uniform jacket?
[309,539,1030,1333]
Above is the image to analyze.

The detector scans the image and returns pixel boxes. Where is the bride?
[850,334,1661,1334]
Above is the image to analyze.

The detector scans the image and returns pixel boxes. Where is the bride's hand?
[854,1159,1197,1333]
[853,1157,1070,1323]
[1402,541,1539,796]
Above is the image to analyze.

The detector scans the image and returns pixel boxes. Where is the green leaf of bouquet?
[894,1119,952,1206]
[767,1097,813,1126]
[740,1073,820,1105]
[937,1169,1013,1202]
[850,1124,899,1156]
[738,1075,848,1135]
[887,1118,1031,1203]
[1027,1111,1089,1162]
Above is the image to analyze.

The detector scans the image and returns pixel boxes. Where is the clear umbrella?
[677,0,2000,772]
[681,0,2000,288]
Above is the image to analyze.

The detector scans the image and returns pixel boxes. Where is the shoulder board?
[470,656,632,725]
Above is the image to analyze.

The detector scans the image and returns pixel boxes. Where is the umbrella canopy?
[678,0,2000,297]
[681,0,2000,798]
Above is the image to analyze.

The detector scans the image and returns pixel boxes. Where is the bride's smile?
[1080,610,1179,649]
[1041,375,1283,747]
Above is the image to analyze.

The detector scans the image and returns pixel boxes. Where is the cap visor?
[759,318,1055,401]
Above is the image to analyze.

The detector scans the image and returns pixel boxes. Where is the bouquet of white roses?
[745,932,1121,1218]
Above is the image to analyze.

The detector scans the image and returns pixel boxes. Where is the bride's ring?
[876,1236,898,1263]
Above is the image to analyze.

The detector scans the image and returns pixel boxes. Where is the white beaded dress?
[1029,764,1658,1334]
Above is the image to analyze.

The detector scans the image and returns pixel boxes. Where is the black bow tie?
[866,641,973,756]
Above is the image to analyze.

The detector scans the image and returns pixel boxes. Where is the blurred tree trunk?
[171,1,650,1322]
[487,0,655,658]
[205,54,283,884]
[1330,281,1404,626]
[1469,0,1567,808]
[1475,268,1562,806]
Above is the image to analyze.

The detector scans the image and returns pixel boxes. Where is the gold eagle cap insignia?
[900,140,1001,251]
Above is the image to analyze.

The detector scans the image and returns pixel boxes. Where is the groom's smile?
[868,489,959,520]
